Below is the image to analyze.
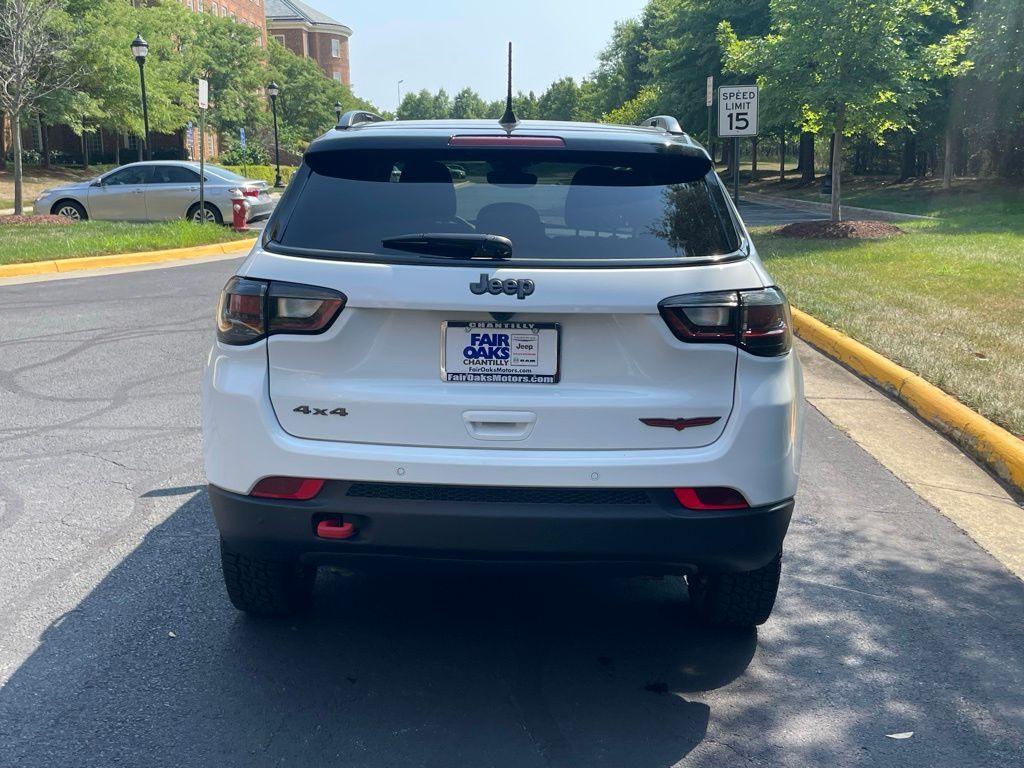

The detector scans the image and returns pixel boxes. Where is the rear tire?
[187,202,223,225]
[220,539,316,616]
[688,555,782,627]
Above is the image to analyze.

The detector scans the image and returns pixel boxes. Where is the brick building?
[181,0,268,47]
[265,0,352,86]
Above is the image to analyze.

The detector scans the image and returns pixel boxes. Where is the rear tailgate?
[254,255,764,450]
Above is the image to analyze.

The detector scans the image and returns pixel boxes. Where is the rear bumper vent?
[345,482,653,506]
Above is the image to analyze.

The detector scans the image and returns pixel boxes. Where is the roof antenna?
[499,42,518,131]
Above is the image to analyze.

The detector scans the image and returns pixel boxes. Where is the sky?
[314,0,649,111]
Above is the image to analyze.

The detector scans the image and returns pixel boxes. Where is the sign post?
[717,84,759,204]
[197,78,209,224]
[705,75,714,160]
[239,126,247,177]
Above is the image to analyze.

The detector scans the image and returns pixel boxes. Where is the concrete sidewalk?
[799,339,1023,579]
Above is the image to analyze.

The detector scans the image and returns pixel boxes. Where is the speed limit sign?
[718,85,758,137]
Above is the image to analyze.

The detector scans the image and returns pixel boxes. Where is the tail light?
[251,476,325,500]
[217,277,346,345]
[659,287,792,357]
[217,277,266,344]
[228,187,261,198]
[674,487,749,510]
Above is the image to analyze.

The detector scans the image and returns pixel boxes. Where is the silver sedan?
[34,161,276,225]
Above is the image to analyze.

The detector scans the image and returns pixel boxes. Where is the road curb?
[0,237,257,279]
[792,307,1024,493]
[744,192,935,222]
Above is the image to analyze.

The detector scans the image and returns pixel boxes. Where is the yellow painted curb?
[792,307,1024,493]
[0,237,257,279]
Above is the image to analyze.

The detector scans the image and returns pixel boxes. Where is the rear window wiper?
[381,233,512,260]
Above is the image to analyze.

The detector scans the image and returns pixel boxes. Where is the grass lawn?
[755,197,1024,437]
[0,167,101,211]
[0,219,252,266]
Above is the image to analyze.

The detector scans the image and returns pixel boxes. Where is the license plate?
[442,321,560,384]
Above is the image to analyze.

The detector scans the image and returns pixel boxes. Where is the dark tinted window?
[104,166,151,186]
[273,149,740,266]
[152,165,200,184]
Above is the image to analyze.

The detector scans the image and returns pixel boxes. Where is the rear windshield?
[206,164,247,181]
[271,149,741,266]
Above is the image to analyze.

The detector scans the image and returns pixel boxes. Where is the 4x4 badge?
[470,274,535,300]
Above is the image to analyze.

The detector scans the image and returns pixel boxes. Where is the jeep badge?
[469,274,535,300]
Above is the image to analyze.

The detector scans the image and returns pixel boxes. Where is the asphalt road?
[1,247,1022,767]
[737,199,829,227]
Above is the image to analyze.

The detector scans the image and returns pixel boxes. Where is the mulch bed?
[775,219,904,239]
[0,214,75,226]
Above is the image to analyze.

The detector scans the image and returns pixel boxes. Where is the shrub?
[6,149,41,166]
[222,164,298,185]
[219,141,270,166]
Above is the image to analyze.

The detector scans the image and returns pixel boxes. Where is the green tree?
[267,38,376,152]
[0,0,75,212]
[538,77,582,121]
[602,85,661,125]
[69,0,194,160]
[958,0,1023,177]
[482,90,539,120]
[586,19,652,117]
[513,90,540,119]
[720,0,968,220]
[189,13,266,135]
[398,88,444,119]
[646,0,770,133]
[451,87,488,119]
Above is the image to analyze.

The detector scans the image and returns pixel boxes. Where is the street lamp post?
[131,34,151,161]
[334,101,343,125]
[397,79,404,114]
[267,81,283,188]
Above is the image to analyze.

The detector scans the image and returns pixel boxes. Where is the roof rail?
[336,110,386,129]
[640,115,685,135]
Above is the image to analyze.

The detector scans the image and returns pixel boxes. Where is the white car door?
[146,165,201,220]
[86,165,151,220]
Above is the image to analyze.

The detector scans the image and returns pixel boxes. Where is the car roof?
[104,161,242,177]
[305,119,709,158]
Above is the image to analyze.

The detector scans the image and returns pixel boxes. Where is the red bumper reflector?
[317,518,357,540]
[250,477,325,500]
[674,487,749,510]
[448,135,566,147]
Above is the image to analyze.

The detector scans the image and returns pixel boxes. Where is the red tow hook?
[317,518,357,540]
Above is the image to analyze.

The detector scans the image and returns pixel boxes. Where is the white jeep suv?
[202,114,804,627]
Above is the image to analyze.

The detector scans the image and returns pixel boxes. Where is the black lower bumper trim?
[209,481,794,575]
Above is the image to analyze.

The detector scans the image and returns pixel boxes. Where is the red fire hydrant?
[231,190,249,232]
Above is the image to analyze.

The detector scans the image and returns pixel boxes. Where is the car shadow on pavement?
[0,489,755,768]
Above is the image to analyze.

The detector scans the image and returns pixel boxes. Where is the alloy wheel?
[192,206,218,223]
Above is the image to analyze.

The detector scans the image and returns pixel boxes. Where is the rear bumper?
[245,199,275,221]
[202,342,804,507]
[209,482,794,574]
